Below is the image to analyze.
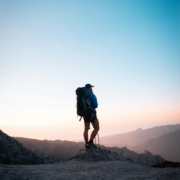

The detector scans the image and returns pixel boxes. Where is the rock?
[152,160,180,168]
[69,148,130,162]
[105,146,165,166]
[0,129,54,165]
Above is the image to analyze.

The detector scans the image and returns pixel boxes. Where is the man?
[84,83,100,149]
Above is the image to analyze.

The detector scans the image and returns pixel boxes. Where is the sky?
[0,0,180,141]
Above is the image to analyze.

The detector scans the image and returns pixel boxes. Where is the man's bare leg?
[90,119,100,141]
[83,122,90,143]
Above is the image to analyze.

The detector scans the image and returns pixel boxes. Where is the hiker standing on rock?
[76,84,100,149]
[83,84,99,149]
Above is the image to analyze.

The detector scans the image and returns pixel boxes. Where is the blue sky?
[0,0,180,140]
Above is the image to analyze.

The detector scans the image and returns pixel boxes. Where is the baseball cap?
[85,84,94,89]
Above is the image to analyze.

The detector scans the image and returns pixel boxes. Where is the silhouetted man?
[83,84,100,148]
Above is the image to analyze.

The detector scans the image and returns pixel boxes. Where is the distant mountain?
[100,124,180,148]
[133,129,180,162]
[14,137,85,161]
[15,137,165,166]
[0,130,53,165]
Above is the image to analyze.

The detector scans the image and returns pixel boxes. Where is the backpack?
[76,87,92,121]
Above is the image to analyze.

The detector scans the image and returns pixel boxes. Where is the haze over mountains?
[100,124,180,161]
[14,136,164,166]
[12,124,180,162]
[1,123,179,166]
[14,137,85,162]
[0,128,165,166]
[134,129,180,162]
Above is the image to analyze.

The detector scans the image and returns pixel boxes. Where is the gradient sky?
[0,0,180,140]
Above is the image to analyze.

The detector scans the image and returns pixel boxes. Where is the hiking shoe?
[85,143,92,149]
[88,142,97,148]
[85,142,97,149]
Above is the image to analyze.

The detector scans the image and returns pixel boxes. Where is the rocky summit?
[69,148,131,162]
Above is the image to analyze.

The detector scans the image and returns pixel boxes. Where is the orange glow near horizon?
[1,107,180,141]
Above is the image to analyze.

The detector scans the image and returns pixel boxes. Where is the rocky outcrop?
[75,147,165,166]
[0,130,54,165]
[69,148,130,162]
[138,150,165,166]
[152,160,180,168]
[106,146,165,166]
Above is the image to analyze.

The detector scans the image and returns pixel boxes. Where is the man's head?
[85,84,94,90]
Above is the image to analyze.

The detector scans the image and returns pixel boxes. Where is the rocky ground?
[1,130,180,179]
[1,148,180,180]
[0,160,180,180]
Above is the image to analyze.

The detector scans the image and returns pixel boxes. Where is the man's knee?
[95,126,100,132]
[92,119,100,131]
[94,125,100,132]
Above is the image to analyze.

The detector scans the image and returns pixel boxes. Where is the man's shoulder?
[87,90,93,95]
[87,90,96,98]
